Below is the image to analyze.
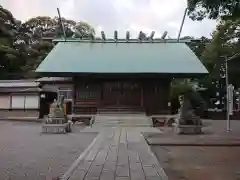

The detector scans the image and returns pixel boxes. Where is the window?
[76,90,100,100]
[0,96,11,109]
[25,96,39,109]
[11,95,25,109]
[76,84,100,100]
[58,89,73,100]
[11,95,39,109]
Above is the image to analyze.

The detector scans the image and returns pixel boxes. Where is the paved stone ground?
[65,127,167,180]
[148,120,240,180]
[0,121,97,180]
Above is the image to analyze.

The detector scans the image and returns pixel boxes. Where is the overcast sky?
[1,0,217,38]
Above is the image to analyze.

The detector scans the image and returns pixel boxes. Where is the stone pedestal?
[173,124,202,134]
[41,97,72,134]
[42,122,72,134]
[42,116,72,134]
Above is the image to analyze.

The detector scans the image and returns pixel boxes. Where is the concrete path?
[62,127,167,180]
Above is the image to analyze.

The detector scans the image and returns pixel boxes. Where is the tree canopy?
[179,19,240,109]
[187,0,240,20]
[0,5,95,79]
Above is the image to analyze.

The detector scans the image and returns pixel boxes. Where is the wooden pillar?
[72,76,76,114]
[141,86,144,107]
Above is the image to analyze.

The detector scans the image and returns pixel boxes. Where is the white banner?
[228,84,234,115]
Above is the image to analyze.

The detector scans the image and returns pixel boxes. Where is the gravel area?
[152,146,240,180]
[144,120,240,145]
[0,121,97,180]
[150,120,240,180]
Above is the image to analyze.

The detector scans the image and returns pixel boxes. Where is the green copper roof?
[36,41,208,74]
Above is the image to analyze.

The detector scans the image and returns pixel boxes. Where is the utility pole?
[225,56,230,132]
[224,53,240,132]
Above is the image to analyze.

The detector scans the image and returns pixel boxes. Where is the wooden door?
[103,82,121,106]
[119,82,141,106]
[103,81,141,106]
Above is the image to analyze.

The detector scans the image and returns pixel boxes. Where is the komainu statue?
[175,93,203,134]
[42,95,71,134]
[178,97,202,126]
[47,95,66,124]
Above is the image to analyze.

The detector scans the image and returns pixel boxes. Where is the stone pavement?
[61,127,167,180]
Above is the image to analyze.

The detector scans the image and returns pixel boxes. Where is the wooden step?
[97,106,145,115]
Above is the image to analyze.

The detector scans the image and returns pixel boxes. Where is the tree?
[182,36,211,59]
[73,21,95,38]
[187,0,240,20]
[0,5,28,78]
[0,5,96,77]
[196,19,240,109]
[202,19,240,76]
[24,16,77,40]
[23,18,95,71]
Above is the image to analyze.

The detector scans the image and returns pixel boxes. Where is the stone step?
[94,122,151,124]
[94,120,151,123]
[94,120,152,123]
[93,124,152,127]
[93,123,153,127]
[93,122,151,125]
[97,106,145,115]
[92,114,153,127]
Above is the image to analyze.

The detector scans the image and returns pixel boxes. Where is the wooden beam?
[161,31,168,39]
[101,31,106,40]
[141,86,144,107]
[126,31,130,41]
[149,31,155,40]
[57,8,66,39]
[138,31,143,40]
[90,33,95,40]
[177,8,188,41]
[114,30,118,41]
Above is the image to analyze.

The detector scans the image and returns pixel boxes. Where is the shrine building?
[36,31,208,116]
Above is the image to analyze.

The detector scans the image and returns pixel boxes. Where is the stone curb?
[0,118,41,123]
[146,140,240,146]
[59,132,102,180]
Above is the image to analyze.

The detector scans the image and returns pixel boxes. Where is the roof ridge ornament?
[52,38,193,43]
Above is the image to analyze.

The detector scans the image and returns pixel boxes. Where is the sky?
[1,0,217,38]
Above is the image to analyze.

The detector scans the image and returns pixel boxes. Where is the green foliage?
[187,0,240,20]
[0,5,95,79]
[170,78,206,114]
[201,19,240,82]
[73,21,95,38]
[170,79,193,99]
[181,19,240,109]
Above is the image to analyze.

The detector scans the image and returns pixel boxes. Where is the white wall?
[11,95,39,109]
[11,95,25,109]
[0,96,11,109]
[25,96,39,109]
